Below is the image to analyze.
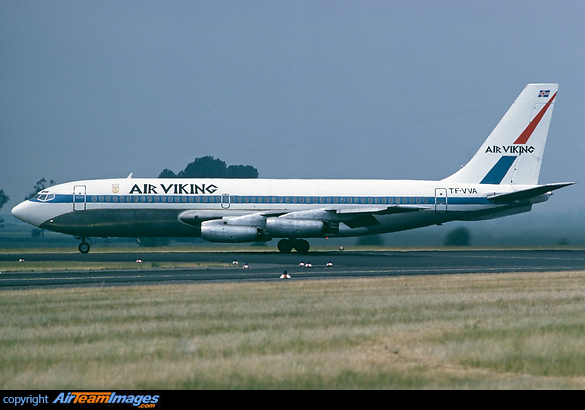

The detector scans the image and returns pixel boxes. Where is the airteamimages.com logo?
[2,392,160,408]
[53,392,159,407]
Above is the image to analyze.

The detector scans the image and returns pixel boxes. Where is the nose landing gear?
[76,237,92,253]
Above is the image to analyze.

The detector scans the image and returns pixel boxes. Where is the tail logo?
[485,145,535,154]
[480,90,556,185]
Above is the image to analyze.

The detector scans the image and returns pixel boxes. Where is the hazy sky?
[1,1,584,217]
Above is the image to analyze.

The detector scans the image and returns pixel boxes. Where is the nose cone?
[12,201,35,225]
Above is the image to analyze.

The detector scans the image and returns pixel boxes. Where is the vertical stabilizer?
[443,83,557,185]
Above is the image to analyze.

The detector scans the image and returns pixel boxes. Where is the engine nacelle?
[266,218,328,238]
[201,222,262,243]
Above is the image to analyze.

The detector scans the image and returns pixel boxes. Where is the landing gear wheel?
[277,239,293,254]
[293,239,310,254]
[78,242,91,254]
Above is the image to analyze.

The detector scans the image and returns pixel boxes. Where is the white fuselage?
[11,177,545,240]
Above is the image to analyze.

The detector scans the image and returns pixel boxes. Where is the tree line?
[159,156,258,179]
[0,156,258,229]
[0,189,7,227]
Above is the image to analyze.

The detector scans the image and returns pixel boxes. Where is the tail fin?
[443,83,557,185]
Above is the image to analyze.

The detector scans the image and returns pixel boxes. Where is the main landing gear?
[77,237,92,253]
[277,238,310,254]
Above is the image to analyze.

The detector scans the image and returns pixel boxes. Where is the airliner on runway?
[12,84,573,254]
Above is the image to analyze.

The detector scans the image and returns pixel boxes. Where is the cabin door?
[73,185,86,211]
[435,188,447,213]
[221,193,231,209]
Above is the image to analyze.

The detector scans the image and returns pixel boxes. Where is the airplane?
[12,83,574,254]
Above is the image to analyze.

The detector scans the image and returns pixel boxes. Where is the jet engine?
[266,218,338,237]
[200,221,263,242]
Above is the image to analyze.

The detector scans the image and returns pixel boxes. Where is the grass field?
[2,269,585,389]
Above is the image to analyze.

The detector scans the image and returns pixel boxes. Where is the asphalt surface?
[2,249,585,289]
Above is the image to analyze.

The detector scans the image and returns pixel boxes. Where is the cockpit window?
[33,191,46,200]
[33,191,55,202]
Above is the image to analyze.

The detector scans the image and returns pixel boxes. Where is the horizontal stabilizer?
[487,182,574,203]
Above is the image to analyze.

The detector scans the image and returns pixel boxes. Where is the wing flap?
[330,205,424,228]
[343,214,380,228]
[331,205,424,215]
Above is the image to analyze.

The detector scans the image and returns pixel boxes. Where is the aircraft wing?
[267,205,424,229]
[180,204,425,230]
[326,205,423,228]
[487,182,575,203]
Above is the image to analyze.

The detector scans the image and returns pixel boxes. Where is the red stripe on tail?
[513,92,557,145]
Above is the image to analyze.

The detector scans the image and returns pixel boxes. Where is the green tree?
[158,168,177,178]
[356,234,385,247]
[226,164,259,178]
[444,227,471,246]
[159,156,258,178]
[180,156,228,178]
[25,178,56,200]
[0,189,8,228]
[135,237,170,247]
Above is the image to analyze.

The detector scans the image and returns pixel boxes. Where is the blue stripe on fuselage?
[36,193,491,206]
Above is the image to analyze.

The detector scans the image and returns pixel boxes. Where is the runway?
[2,249,585,289]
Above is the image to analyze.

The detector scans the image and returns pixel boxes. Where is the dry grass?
[2,270,585,389]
